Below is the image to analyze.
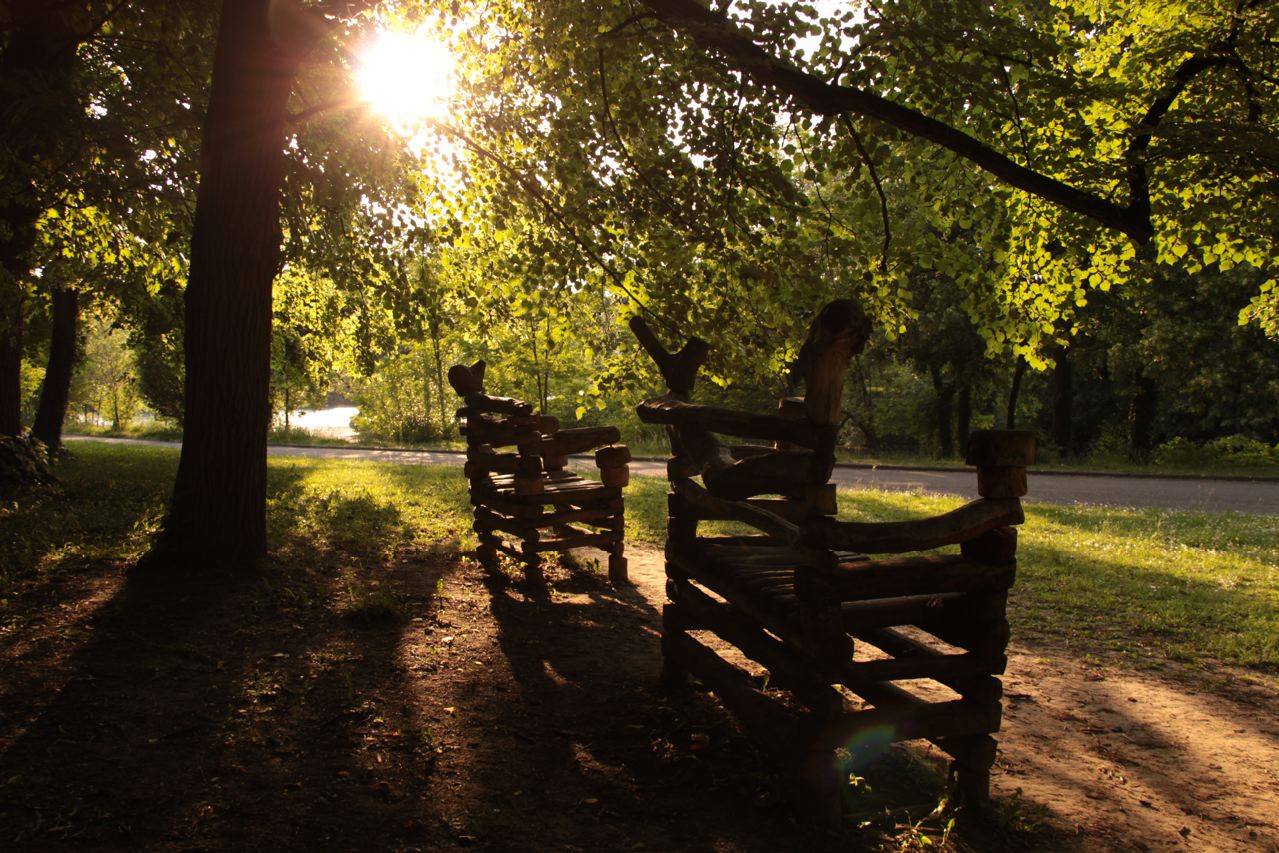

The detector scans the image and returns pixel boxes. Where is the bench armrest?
[800,498,1023,555]
[672,477,801,545]
[637,397,818,447]
[538,426,621,457]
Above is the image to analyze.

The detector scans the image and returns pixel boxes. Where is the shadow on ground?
[1,524,1064,852]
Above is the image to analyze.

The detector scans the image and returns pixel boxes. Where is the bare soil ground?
[1,543,1276,852]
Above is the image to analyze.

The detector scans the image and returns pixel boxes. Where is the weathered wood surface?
[629,316,709,397]
[636,397,820,446]
[799,498,1024,554]
[966,429,1037,467]
[792,300,872,429]
[464,391,534,417]
[451,361,630,585]
[633,299,1035,816]
[671,478,801,545]
[538,426,622,457]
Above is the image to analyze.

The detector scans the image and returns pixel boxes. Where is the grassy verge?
[66,424,1279,479]
[5,444,1276,682]
[0,443,474,597]
[64,422,185,441]
[624,475,1279,677]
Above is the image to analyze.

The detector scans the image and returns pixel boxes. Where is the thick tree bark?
[144,0,312,570]
[31,285,79,450]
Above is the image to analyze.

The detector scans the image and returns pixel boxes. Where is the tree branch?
[841,115,890,273]
[637,0,1155,242]
[432,120,651,311]
[1124,50,1252,233]
[595,46,688,226]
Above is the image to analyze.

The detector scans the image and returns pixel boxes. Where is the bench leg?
[523,551,543,585]
[942,734,996,806]
[608,551,628,586]
[659,604,688,689]
[476,535,499,572]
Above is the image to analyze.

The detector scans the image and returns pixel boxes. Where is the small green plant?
[989,788,1050,835]
[341,585,402,625]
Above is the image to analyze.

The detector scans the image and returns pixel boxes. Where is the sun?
[355,30,455,129]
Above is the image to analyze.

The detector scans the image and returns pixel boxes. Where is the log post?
[522,526,543,585]
[629,315,709,398]
[513,454,544,496]
[939,733,998,805]
[596,444,631,489]
[446,360,486,396]
[966,429,1036,499]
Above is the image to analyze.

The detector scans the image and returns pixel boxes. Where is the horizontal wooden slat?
[672,579,843,717]
[666,549,803,648]
[539,426,621,457]
[672,478,801,545]
[810,698,1001,751]
[819,555,1016,599]
[636,397,818,447]
[801,498,1024,554]
[663,632,798,755]
[530,530,620,553]
[463,391,534,417]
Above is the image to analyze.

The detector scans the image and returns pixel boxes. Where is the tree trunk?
[429,322,447,436]
[144,0,310,571]
[930,364,954,458]
[0,7,79,437]
[956,381,972,454]
[1051,346,1073,455]
[32,285,79,450]
[1006,356,1027,429]
[1127,378,1158,461]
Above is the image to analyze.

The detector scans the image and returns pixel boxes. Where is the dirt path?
[618,549,1279,851]
[1,543,1276,851]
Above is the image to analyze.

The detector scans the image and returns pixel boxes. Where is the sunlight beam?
[355,29,455,130]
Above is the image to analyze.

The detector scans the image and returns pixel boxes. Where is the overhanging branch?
[638,0,1156,243]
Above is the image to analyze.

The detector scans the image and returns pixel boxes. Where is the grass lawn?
[5,441,1276,682]
[621,475,1279,680]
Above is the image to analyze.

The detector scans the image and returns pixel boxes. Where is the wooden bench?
[449,360,631,585]
[631,301,1034,821]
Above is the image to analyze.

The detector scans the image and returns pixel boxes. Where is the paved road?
[68,436,1279,515]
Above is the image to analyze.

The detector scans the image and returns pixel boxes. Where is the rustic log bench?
[631,302,1034,821]
[449,360,631,585]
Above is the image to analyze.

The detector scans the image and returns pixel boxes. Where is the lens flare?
[355,30,454,128]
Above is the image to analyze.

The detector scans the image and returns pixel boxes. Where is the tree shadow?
[0,480,457,851]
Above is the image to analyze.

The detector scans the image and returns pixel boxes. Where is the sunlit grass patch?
[837,490,1278,674]
[0,442,178,591]
[624,474,1278,676]
[265,455,472,562]
[7,446,1275,681]
[1012,502,1278,672]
